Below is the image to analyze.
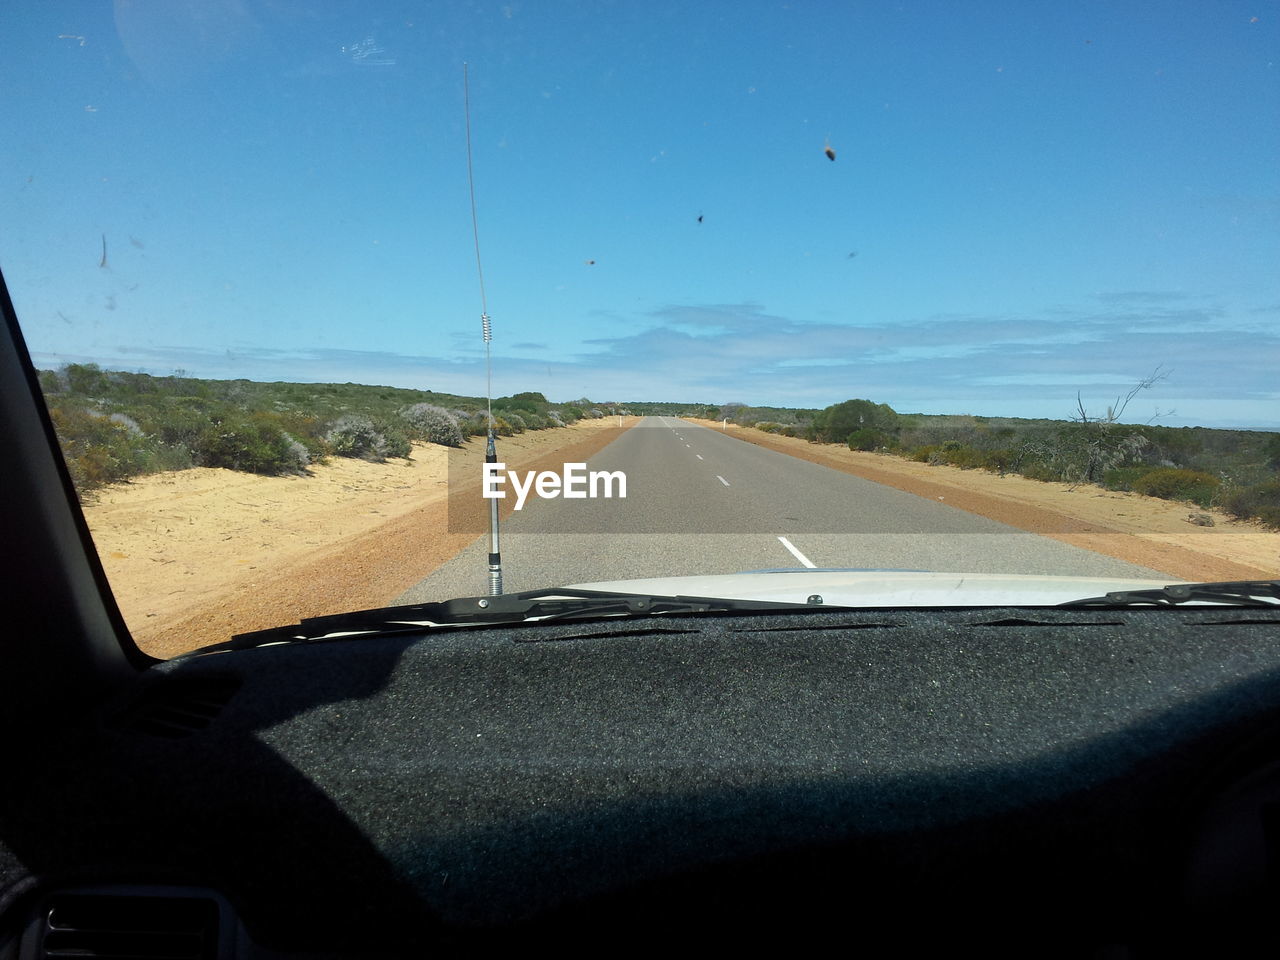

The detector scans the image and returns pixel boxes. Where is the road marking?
[716,475,730,486]
[696,454,703,460]
[777,536,816,568]
[685,443,690,447]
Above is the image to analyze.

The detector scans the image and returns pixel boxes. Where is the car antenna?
[464,62,503,596]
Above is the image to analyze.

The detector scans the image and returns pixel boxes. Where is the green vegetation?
[38,364,1280,530]
[38,364,601,492]
[1222,480,1280,529]
[1128,468,1221,508]
[809,398,900,445]
[710,392,1280,530]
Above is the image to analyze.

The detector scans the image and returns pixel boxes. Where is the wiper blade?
[218,588,824,649]
[1060,579,1280,608]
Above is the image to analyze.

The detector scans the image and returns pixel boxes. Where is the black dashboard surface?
[3,606,1280,954]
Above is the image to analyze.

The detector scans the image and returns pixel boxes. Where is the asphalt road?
[398,416,1169,602]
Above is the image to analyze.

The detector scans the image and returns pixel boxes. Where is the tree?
[811,398,898,444]
[1029,368,1169,485]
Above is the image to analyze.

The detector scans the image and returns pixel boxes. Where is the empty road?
[398,417,1168,602]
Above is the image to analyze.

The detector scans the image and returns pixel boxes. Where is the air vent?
[37,893,220,959]
[113,676,241,739]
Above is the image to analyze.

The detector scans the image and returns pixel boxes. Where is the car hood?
[567,570,1187,607]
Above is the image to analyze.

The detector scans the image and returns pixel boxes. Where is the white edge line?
[716,475,730,486]
[777,536,816,568]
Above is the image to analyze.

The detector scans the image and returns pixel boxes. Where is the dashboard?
[3,606,1280,957]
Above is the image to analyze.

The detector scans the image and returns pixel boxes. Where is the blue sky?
[1,1,1277,427]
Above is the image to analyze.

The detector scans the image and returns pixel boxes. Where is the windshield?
[1,2,1277,657]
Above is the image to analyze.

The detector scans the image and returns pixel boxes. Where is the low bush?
[197,413,310,474]
[847,428,887,451]
[948,447,1008,472]
[1130,468,1220,507]
[401,403,464,447]
[50,405,156,487]
[322,414,408,462]
[1019,461,1062,483]
[938,445,988,469]
[1222,480,1280,528]
[1101,466,1154,491]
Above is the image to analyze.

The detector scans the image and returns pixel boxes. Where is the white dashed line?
[716,475,730,486]
[696,454,703,460]
[777,536,815,568]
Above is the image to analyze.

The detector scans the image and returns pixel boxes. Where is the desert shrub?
[49,405,155,487]
[504,413,527,433]
[847,428,887,451]
[38,368,66,395]
[1101,466,1154,492]
[196,412,307,474]
[563,406,585,422]
[462,413,489,437]
[145,405,209,450]
[930,443,970,467]
[276,412,329,456]
[401,403,464,447]
[1130,468,1220,507]
[279,433,313,471]
[323,414,383,459]
[145,443,195,473]
[1019,461,1062,483]
[1222,480,1280,527]
[379,428,411,459]
[942,445,993,469]
[322,414,407,462]
[63,362,113,396]
[908,445,937,463]
[981,449,1016,474]
[492,417,515,437]
[107,413,143,435]
[521,412,547,430]
[1262,433,1280,470]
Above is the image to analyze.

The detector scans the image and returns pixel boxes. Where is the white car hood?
[567,570,1187,607]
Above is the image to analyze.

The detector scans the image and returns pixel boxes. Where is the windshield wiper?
[215,588,826,650]
[1060,580,1280,608]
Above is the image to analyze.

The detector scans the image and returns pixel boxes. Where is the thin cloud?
[31,293,1279,428]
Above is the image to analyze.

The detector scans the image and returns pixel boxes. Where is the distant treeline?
[37,364,619,490]
[710,399,1280,530]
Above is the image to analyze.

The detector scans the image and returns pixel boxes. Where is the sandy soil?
[83,418,636,659]
[688,420,1280,582]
